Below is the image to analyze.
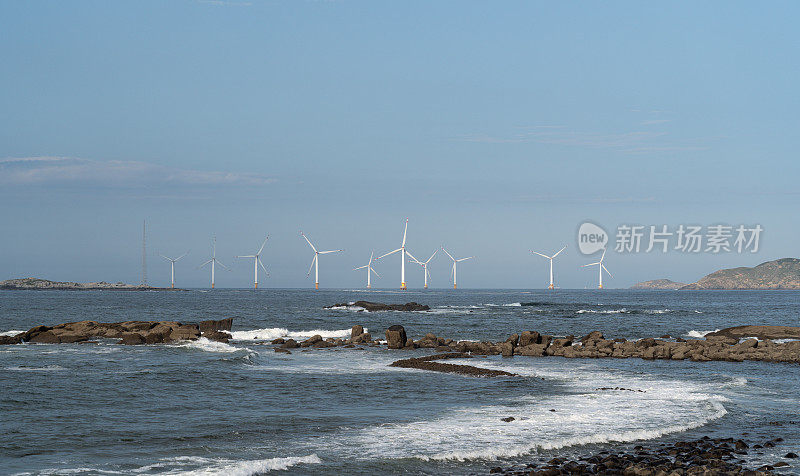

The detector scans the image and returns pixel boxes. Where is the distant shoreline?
[0,278,180,291]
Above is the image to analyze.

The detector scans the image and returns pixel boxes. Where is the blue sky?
[1,1,798,288]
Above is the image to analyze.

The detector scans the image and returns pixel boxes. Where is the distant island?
[631,258,800,290]
[0,277,176,291]
[630,279,687,290]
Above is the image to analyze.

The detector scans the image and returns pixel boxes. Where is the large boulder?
[386,325,408,349]
[351,325,364,339]
[198,318,233,333]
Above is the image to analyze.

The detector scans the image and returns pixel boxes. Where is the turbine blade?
[318,249,342,254]
[404,250,419,263]
[354,265,368,270]
[216,259,230,270]
[426,250,437,263]
[370,266,381,278]
[458,256,474,262]
[600,247,607,262]
[376,248,401,260]
[306,255,317,277]
[175,251,190,261]
[441,247,455,262]
[300,232,317,253]
[258,257,270,277]
[257,235,269,255]
[582,262,600,267]
[402,218,408,247]
[552,246,567,258]
[602,264,612,277]
[160,254,170,261]
[199,259,212,268]
[531,250,550,259]
[236,255,255,259]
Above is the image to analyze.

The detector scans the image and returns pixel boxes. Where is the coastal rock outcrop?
[0,277,174,291]
[385,325,408,349]
[630,278,688,289]
[0,319,234,345]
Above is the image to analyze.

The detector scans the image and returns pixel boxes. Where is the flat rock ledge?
[390,352,517,378]
[325,301,430,312]
[0,318,233,345]
[494,436,786,475]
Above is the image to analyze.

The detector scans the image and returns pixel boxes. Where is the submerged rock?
[326,301,430,312]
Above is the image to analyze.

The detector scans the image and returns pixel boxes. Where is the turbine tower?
[582,248,612,289]
[160,251,189,289]
[376,218,411,290]
[406,250,436,289]
[301,232,342,290]
[530,245,567,290]
[353,251,380,288]
[199,235,229,289]
[441,247,474,289]
[236,235,270,289]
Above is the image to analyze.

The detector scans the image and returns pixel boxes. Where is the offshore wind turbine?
[441,247,474,289]
[199,236,229,289]
[160,251,189,289]
[582,248,612,289]
[406,250,436,289]
[301,232,342,290]
[236,235,270,289]
[376,218,411,290]
[353,251,380,288]
[530,245,567,290]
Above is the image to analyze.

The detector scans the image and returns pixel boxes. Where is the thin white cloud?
[0,157,275,187]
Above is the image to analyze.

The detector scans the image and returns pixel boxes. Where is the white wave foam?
[643,309,672,314]
[4,365,66,372]
[349,360,729,462]
[128,453,321,475]
[327,304,368,312]
[230,327,357,341]
[685,329,719,338]
[176,338,245,353]
[576,308,630,314]
[503,302,522,307]
[0,330,24,336]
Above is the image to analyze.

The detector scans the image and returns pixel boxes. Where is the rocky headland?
[0,277,176,291]
[630,279,687,290]
[635,258,800,290]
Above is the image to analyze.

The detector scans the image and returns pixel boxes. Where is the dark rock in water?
[489,467,503,473]
[706,325,800,341]
[786,452,799,458]
[281,339,299,349]
[351,325,364,339]
[202,330,231,342]
[326,301,430,312]
[775,461,790,467]
[385,325,408,349]
[271,338,285,345]
[389,353,517,378]
[119,333,146,345]
[581,330,604,343]
[274,348,291,354]
[300,335,323,347]
[198,318,233,333]
[501,416,515,422]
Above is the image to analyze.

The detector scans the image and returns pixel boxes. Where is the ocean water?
[1,289,799,475]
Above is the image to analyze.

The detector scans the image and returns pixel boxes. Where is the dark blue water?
[1,289,799,475]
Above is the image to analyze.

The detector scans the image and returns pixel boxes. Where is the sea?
[1,289,799,475]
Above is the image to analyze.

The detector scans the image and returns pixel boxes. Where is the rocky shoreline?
[0,277,177,291]
[0,318,232,345]
[3,317,800,367]
[493,436,793,475]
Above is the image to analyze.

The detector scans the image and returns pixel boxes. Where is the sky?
[1,1,798,289]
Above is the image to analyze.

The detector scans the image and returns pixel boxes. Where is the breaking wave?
[685,329,720,338]
[231,327,357,341]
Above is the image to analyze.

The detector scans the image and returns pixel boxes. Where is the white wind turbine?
[441,247,474,289]
[353,251,380,288]
[406,250,436,289]
[582,248,612,289]
[301,232,342,290]
[236,235,270,289]
[530,245,567,290]
[199,235,229,289]
[160,251,189,289]
[376,218,412,290]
